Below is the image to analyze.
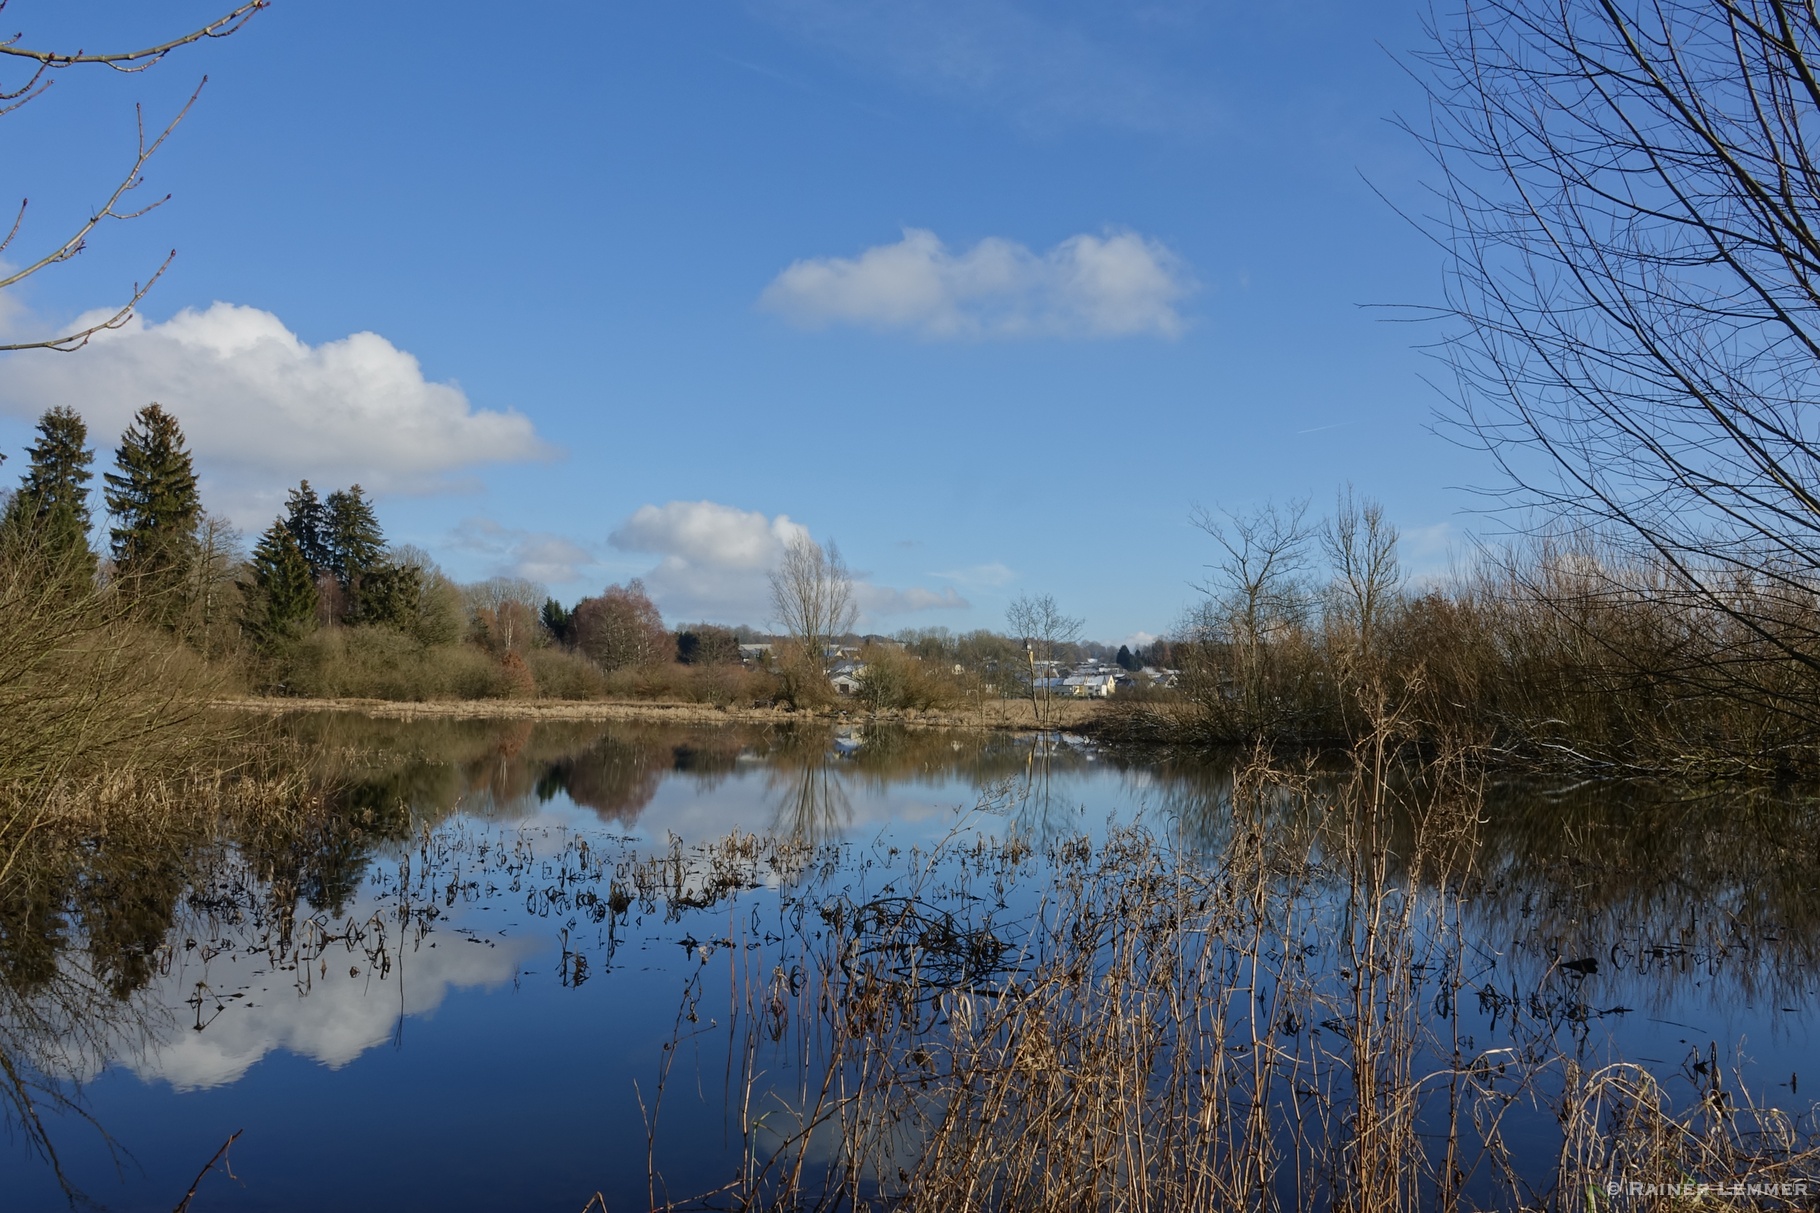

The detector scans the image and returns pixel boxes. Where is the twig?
[171,1129,241,1213]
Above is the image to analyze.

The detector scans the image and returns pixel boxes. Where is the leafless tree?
[0,3,265,353]
[1415,0,1820,720]
[769,533,857,674]
[1192,498,1314,650]
[1322,486,1401,663]
[1186,499,1316,725]
[1006,592,1082,725]
[464,577,547,655]
[186,509,242,656]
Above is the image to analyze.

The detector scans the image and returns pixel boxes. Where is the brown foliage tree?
[573,579,669,671]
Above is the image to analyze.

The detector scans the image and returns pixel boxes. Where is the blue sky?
[0,0,1462,644]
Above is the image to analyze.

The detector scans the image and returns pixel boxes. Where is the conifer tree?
[283,480,332,577]
[325,485,383,595]
[356,559,424,631]
[242,521,317,650]
[541,598,574,646]
[104,403,200,615]
[2,406,95,578]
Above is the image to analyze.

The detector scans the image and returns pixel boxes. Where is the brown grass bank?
[214,694,1109,733]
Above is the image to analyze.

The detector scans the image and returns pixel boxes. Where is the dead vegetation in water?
[635,730,1820,1212]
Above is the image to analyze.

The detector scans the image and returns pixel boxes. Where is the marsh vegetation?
[3,717,1819,1210]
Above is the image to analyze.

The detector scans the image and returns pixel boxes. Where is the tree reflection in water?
[766,730,854,848]
[3,715,1820,1207]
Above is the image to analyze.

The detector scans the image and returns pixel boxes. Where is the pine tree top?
[20,406,94,522]
[325,484,384,583]
[104,402,200,575]
[283,479,333,575]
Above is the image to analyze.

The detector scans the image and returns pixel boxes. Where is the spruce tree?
[541,598,574,646]
[2,406,95,578]
[104,403,200,615]
[283,480,333,577]
[325,485,384,617]
[242,521,318,649]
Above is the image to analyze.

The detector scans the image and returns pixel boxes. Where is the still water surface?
[4,716,1817,1210]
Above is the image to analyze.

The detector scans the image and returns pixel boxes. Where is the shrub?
[525,648,610,699]
[279,627,510,700]
[854,645,967,711]
[499,651,536,699]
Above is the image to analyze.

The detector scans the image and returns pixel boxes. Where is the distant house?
[738,643,774,666]
[1061,672,1118,699]
[828,660,867,696]
[1140,666,1179,689]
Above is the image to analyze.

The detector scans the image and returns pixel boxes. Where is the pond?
[4,715,1818,1211]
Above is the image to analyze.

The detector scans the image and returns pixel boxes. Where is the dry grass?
[215,693,1109,732]
[637,725,1820,1211]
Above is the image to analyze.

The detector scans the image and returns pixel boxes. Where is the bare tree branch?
[0,2,264,76]
[1413,0,1820,723]
[0,251,172,354]
[0,5,263,354]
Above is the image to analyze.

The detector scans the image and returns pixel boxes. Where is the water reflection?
[767,731,854,846]
[2,715,1819,1210]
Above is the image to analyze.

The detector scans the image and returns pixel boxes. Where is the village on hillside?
[734,638,1181,700]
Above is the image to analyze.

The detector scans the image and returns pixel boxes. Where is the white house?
[1061,672,1118,698]
[828,660,867,696]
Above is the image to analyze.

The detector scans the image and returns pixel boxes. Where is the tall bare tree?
[1006,592,1082,725]
[1322,486,1401,665]
[1188,499,1316,727]
[769,533,857,674]
[1192,499,1314,650]
[0,3,265,353]
[1417,0,1820,722]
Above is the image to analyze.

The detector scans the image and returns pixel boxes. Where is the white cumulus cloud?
[611,500,810,570]
[607,499,969,626]
[0,302,552,523]
[759,228,1194,339]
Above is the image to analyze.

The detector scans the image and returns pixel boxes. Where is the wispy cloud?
[752,0,1219,135]
[0,302,552,526]
[1400,521,1462,584]
[451,517,601,587]
[857,584,969,615]
[760,228,1194,340]
[934,561,1016,589]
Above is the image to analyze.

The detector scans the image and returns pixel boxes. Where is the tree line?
[0,406,1126,713]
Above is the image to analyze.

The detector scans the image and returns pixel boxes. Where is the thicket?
[1101,492,1820,777]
